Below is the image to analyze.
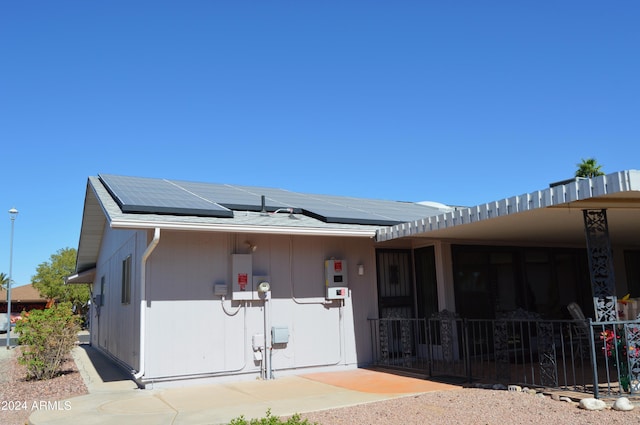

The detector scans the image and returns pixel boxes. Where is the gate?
[369,310,470,381]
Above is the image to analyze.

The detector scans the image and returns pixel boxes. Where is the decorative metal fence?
[368,314,640,398]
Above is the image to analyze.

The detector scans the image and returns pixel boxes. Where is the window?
[121,256,131,304]
[452,245,591,319]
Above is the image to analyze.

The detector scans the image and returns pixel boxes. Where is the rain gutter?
[133,227,160,384]
[109,220,377,238]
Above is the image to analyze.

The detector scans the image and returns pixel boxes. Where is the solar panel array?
[99,174,447,226]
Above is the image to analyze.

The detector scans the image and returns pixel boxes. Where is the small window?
[121,256,131,305]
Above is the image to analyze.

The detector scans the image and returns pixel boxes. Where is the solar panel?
[231,188,442,225]
[176,181,295,212]
[98,174,448,225]
[267,191,401,225]
[99,174,233,218]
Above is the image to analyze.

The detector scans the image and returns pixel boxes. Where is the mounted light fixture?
[358,264,364,276]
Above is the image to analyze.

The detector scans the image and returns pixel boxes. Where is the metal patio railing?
[368,314,640,398]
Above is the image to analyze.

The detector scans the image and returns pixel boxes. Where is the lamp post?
[6,207,18,349]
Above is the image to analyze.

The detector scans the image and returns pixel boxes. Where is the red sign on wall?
[334,261,342,272]
[238,273,248,290]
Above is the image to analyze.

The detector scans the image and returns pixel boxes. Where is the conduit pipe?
[286,236,344,368]
[134,227,161,381]
[288,237,334,306]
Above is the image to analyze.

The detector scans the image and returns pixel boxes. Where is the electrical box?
[252,333,265,351]
[214,283,228,296]
[252,333,265,361]
[326,286,348,300]
[271,326,289,344]
[325,259,348,300]
[232,254,256,300]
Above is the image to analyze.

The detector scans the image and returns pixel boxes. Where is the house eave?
[65,268,97,284]
[109,219,378,238]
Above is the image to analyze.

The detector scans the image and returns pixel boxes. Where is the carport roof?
[376,170,640,246]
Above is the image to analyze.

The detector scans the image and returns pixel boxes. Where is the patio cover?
[376,170,640,246]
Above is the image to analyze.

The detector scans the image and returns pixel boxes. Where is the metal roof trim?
[109,218,377,237]
[376,170,640,242]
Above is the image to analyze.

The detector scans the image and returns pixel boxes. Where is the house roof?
[0,284,47,303]
[377,170,640,246]
[97,173,451,226]
[75,174,454,274]
[75,170,640,277]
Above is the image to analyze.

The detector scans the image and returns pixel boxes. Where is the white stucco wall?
[139,230,377,383]
[90,226,147,370]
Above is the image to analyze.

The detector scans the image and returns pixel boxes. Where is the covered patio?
[371,171,640,397]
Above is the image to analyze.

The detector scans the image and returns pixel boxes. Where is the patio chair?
[567,302,594,359]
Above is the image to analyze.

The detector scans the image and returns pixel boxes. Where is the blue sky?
[1,1,638,287]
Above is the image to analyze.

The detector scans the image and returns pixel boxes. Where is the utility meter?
[232,254,255,300]
[325,259,348,300]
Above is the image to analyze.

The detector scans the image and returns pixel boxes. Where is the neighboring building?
[0,284,49,319]
[68,171,640,387]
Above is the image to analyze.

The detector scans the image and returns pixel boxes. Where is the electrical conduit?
[287,236,344,368]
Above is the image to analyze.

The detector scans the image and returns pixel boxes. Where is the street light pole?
[6,207,18,350]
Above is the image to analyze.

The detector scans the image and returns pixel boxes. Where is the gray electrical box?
[325,259,348,300]
[231,254,255,300]
[214,283,228,296]
[271,326,289,344]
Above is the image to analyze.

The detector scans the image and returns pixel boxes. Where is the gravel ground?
[2,345,640,425]
[0,346,88,425]
[297,388,640,425]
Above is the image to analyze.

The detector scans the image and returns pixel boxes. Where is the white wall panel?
[91,226,142,369]
[145,300,248,377]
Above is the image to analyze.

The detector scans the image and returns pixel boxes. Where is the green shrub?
[228,409,319,425]
[14,302,80,380]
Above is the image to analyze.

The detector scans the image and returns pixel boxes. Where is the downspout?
[134,227,160,382]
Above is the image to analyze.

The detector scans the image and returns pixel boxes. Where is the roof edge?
[110,219,378,238]
[66,268,96,284]
[377,169,640,242]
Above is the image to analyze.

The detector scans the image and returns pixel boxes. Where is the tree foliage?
[575,158,605,178]
[0,272,8,289]
[31,248,90,313]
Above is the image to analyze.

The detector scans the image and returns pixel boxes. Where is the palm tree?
[575,158,605,178]
[0,273,8,290]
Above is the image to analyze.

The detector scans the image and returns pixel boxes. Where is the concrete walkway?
[29,344,460,425]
